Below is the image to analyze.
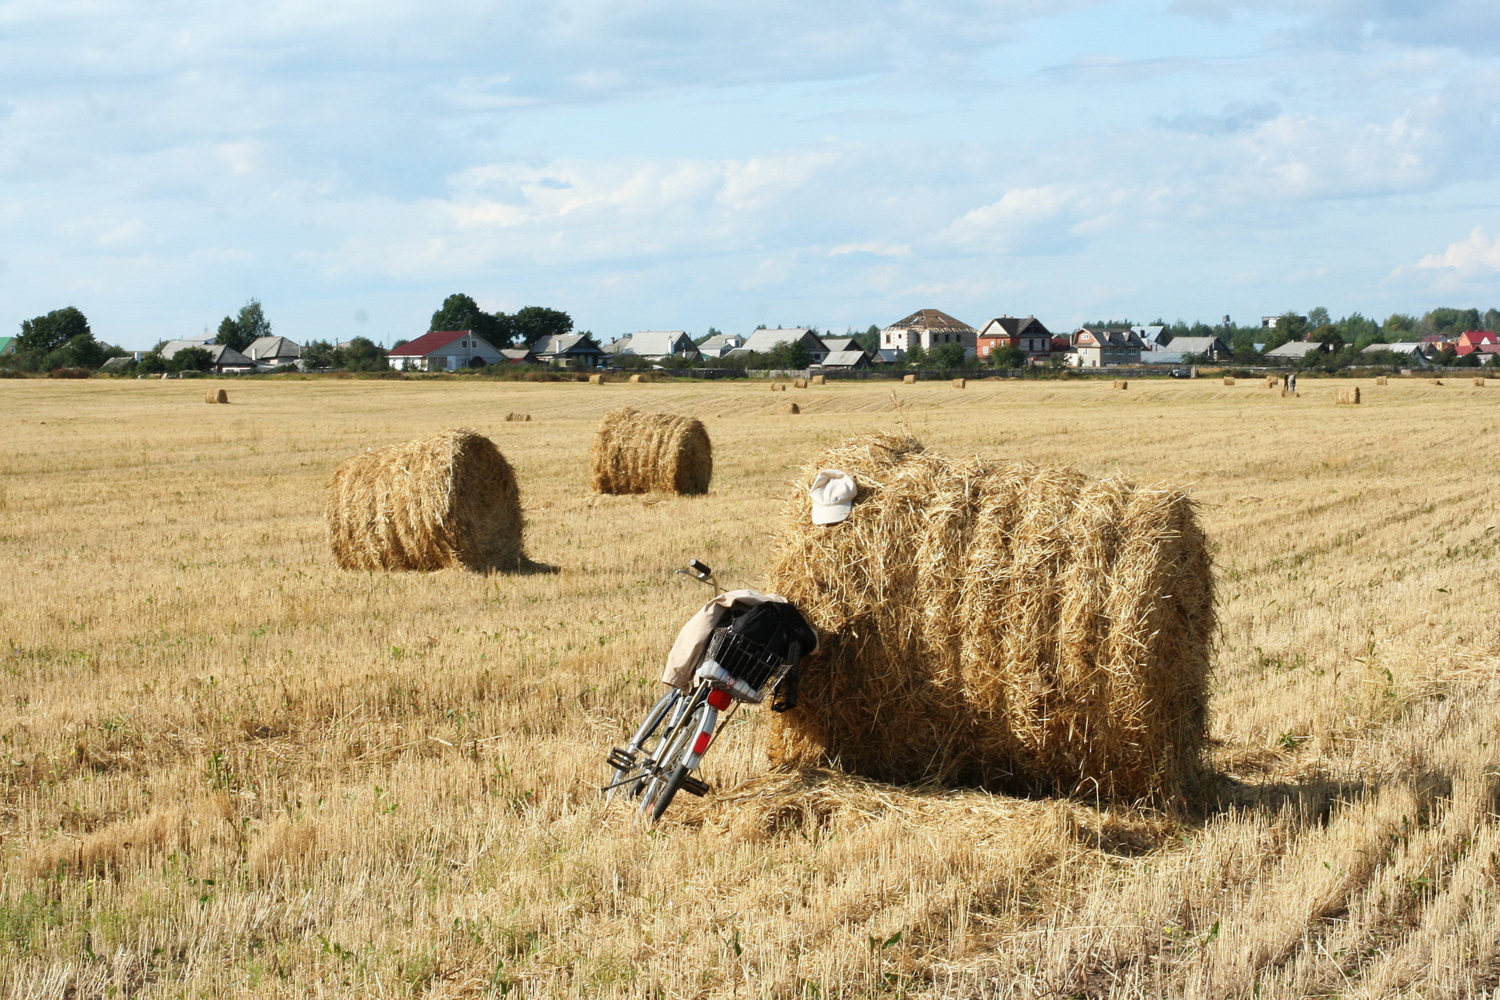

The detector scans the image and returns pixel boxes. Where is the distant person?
[1286,372,1297,394]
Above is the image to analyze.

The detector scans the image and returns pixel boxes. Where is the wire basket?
[704,627,786,693]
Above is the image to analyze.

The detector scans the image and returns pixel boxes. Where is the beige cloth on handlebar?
[661,589,790,690]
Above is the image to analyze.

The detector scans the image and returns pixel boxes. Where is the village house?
[696,332,745,358]
[530,333,605,368]
[602,331,700,362]
[388,330,506,371]
[1069,328,1143,367]
[1455,331,1500,356]
[818,336,859,354]
[1162,336,1232,361]
[244,336,302,371]
[499,347,536,364]
[158,340,256,373]
[1263,341,1327,362]
[1360,342,1428,364]
[880,310,976,358]
[737,328,829,363]
[820,349,872,371]
[974,315,1052,362]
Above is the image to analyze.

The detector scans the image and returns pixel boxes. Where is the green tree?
[1307,306,1331,328]
[1275,312,1308,342]
[1312,325,1344,351]
[767,340,811,370]
[215,299,271,353]
[854,325,881,354]
[693,327,722,346]
[904,344,927,368]
[335,337,389,372]
[1419,307,1482,339]
[302,340,337,369]
[989,345,1026,369]
[17,307,91,354]
[170,346,214,372]
[930,343,968,370]
[430,294,510,345]
[511,306,573,347]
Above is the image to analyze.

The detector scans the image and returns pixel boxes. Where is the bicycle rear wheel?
[640,700,709,822]
[606,689,681,803]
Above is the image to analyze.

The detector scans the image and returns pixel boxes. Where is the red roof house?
[1454,331,1499,356]
[389,330,506,371]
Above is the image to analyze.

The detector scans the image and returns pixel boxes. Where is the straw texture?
[1335,387,1361,405]
[953,378,966,389]
[588,374,605,385]
[902,374,917,384]
[1223,377,1235,386]
[811,375,826,385]
[1475,378,1486,387]
[588,407,712,495]
[1376,376,1388,385]
[1114,380,1128,390]
[204,388,228,404]
[793,378,807,389]
[766,434,1214,806]
[504,413,531,422]
[785,402,801,414]
[326,429,525,573]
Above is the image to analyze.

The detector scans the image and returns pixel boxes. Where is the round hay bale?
[793,378,807,389]
[326,429,524,573]
[628,374,645,383]
[902,374,917,384]
[1474,377,1486,387]
[215,388,229,404]
[766,435,1214,806]
[1430,379,1443,385]
[204,389,219,404]
[504,413,531,422]
[1335,386,1361,405]
[1265,376,1277,388]
[588,373,606,385]
[1113,380,1128,390]
[811,375,826,386]
[1222,376,1235,386]
[1376,375,1388,385]
[952,378,966,389]
[589,407,711,495]
[785,402,801,414]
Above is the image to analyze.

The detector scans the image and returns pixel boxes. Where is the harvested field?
[2,376,1500,998]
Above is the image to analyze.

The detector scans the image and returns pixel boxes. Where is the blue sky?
[3,0,1500,350]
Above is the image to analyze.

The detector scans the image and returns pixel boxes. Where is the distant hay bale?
[953,378,966,389]
[628,374,645,383]
[1430,379,1443,385]
[1376,376,1388,386]
[1335,386,1361,405]
[811,375,826,385]
[1280,389,1297,398]
[326,429,525,573]
[785,402,801,414]
[793,378,808,389]
[1222,377,1235,386]
[770,383,787,392]
[204,388,227,404]
[902,374,917,384]
[1265,376,1277,388]
[767,435,1214,805]
[588,374,606,385]
[589,407,712,495]
[1114,380,1128,390]
[1475,377,1486,387]
[504,413,531,422]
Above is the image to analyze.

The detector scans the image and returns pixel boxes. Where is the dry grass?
[766,434,1213,805]
[2,376,1499,998]
[1336,387,1361,405]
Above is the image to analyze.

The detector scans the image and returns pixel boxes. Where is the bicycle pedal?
[680,775,710,797]
[607,747,636,771]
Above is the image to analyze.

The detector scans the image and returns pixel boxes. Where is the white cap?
[809,469,858,525]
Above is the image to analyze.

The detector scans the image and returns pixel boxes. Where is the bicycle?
[603,560,816,823]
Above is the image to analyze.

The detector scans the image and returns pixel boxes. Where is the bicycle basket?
[703,626,786,693]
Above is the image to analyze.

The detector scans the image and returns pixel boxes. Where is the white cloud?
[1415,227,1500,274]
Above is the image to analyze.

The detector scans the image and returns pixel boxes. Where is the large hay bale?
[770,383,787,392]
[793,378,808,389]
[504,413,531,422]
[1265,376,1277,388]
[588,374,606,385]
[589,407,712,495]
[326,429,524,573]
[1376,376,1388,386]
[811,375,826,386]
[902,374,917,384]
[204,389,218,404]
[1335,386,1361,405]
[766,435,1214,805]
[628,374,645,383]
[953,378,966,389]
[1475,377,1486,387]
[1114,380,1128,390]
[1222,377,1235,386]
[785,402,801,414]
[1430,378,1443,386]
